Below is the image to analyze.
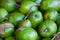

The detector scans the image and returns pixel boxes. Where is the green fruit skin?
[23,0,41,4]
[15,28,38,40]
[38,20,57,37]
[8,12,24,26]
[28,11,43,28]
[40,0,59,11]
[42,38,51,40]
[18,19,32,28]
[1,0,16,12]
[56,14,60,25]
[19,1,38,14]
[5,37,15,40]
[0,23,14,38]
[0,8,8,22]
[44,10,58,21]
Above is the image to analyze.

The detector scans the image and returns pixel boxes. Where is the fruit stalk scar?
[44,28,48,33]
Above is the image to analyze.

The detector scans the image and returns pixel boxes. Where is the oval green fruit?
[38,20,57,37]
[0,8,8,22]
[40,0,59,11]
[19,1,38,14]
[8,12,24,26]
[15,27,38,40]
[28,11,43,28]
[1,0,16,12]
[18,19,32,28]
[44,10,58,21]
[0,22,14,38]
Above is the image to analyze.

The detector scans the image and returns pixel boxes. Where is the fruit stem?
[24,3,40,20]
[24,4,36,20]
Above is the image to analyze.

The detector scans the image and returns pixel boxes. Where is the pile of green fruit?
[0,0,60,40]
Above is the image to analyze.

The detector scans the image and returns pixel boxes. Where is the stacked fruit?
[0,0,60,40]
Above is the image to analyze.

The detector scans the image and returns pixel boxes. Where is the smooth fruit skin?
[28,11,43,28]
[18,19,32,28]
[15,27,38,40]
[19,1,38,14]
[0,8,8,22]
[40,0,59,11]
[0,23,14,38]
[38,20,57,37]
[42,38,51,40]
[1,0,16,12]
[5,36,15,40]
[8,12,24,26]
[44,10,58,21]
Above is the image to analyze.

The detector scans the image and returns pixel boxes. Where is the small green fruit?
[19,1,37,14]
[28,11,43,28]
[44,10,58,21]
[40,0,59,11]
[15,27,38,40]
[38,20,57,37]
[8,12,24,26]
[1,0,16,12]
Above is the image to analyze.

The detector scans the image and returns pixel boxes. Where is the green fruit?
[40,0,59,11]
[28,11,43,28]
[19,1,38,14]
[1,0,16,12]
[44,10,58,21]
[56,14,60,25]
[15,27,38,40]
[18,19,32,28]
[0,8,8,22]
[38,20,57,37]
[8,12,24,26]
[0,22,14,38]
[42,38,51,40]
[5,36,15,40]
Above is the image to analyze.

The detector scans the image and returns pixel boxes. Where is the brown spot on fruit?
[0,23,13,34]
[52,32,60,40]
